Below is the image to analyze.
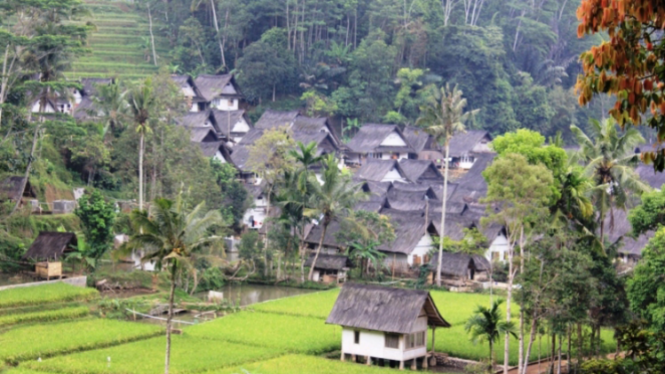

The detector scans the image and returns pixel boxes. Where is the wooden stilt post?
[423,355,428,369]
[399,361,404,370]
[410,359,417,370]
[366,356,371,366]
[340,352,345,361]
[351,354,356,363]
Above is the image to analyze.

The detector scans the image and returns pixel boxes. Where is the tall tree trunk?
[522,318,538,374]
[489,340,494,372]
[518,227,525,373]
[577,322,583,371]
[147,3,158,66]
[308,222,328,280]
[151,138,157,201]
[10,124,40,216]
[209,0,226,68]
[503,233,516,374]
[139,131,144,211]
[165,263,177,374]
[436,142,450,287]
[556,333,562,374]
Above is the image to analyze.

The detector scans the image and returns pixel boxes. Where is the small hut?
[305,254,352,284]
[428,252,490,282]
[0,176,37,207]
[326,283,450,370]
[22,232,78,280]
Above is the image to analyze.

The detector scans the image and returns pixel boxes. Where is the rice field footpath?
[0,306,89,328]
[0,283,98,309]
[23,335,283,374]
[0,319,163,365]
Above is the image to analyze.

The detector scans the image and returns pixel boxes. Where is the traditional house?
[211,109,252,144]
[242,184,268,229]
[171,75,206,112]
[254,110,300,130]
[326,283,450,370]
[0,176,37,208]
[355,160,410,183]
[305,254,352,284]
[346,124,415,165]
[599,208,653,264]
[398,160,444,184]
[448,130,492,169]
[379,210,437,272]
[448,153,495,204]
[428,252,490,282]
[195,141,232,164]
[194,74,243,111]
[403,126,435,155]
[22,232,77,280]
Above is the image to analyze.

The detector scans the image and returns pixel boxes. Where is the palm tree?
[126,80,156,211]
[570,118,651,243]
[346,240,385,278]
[286,141,322,282]
[466,300,517,372]
[306,154,363,280]
[125,197,223,374]
[416,84,478,286]
[94,80,126,136]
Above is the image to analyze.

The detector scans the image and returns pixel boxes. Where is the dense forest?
[135,0,612,141]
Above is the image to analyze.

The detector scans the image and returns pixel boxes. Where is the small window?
[354,330,360,344]
[385,333,399,349]
[406,331,425,349]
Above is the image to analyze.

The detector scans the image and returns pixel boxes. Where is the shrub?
[0,319,162,364]
[0,283,98,309]
[0,306,88,327]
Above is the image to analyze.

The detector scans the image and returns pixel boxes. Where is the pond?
[206,284,318,307]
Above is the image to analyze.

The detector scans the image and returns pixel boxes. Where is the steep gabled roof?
[355,159,407,182]
[170,75,205,101]
[448,130,492,158]
[636,164,665,190]
[326,283,450,333]
[403,126,434,153]
[187,127,219,143]
[195,141,232,160]
[229,145,252,171]
[378,210,430,254]
[80,78,113,97]
[399,159,443,183]
[180,110,220,133]
[194,74,241,102]
[237,128,265,146]
[346,124,415,154]
[254,109,299,130]
[449,153,495,203]
[429,252,490,277]
[73,96,97,120]
[211,109,251,136]
[0,176,37,202]
[23,232,78,261]
[305,254,352,270]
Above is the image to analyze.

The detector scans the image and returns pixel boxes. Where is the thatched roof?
[73,96,97,120]
[229,145,252,171]
[80,78,113,97]
[180,110,219,132]
[237,129,265,146]
[378,210,430,254]
[187,127,219,143]
[293,117,341,145]
[326,283,450,332]
[636,164,665,190]
[0,176,37,202]
[305,254,352,270]
[431,213,477,241]
[359,180,392,198]
[355,160,407,182]
[403,126,434,153]
[346,124,415,154]
[385,188,438,212]
[255,109,299,130]
[448,130,492,158]
[194,74,241,102]
[449,153,495,203]
[211,109,251,136]
[195,141,231,160]
[621,232,653,256]
[292,131,339,155]
[23,232,78,261]
[355,200,385,212]
[399,159,443,183]
[171,75,205,101]
[429,252,490,277]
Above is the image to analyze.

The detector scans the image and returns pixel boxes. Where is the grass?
[0,319,162,364]
[0,283,98,309]
[0,306,89,328]
[187,312,341,354]
[211,354,406,374]
[25,335,284,374]
[251,289,340,319]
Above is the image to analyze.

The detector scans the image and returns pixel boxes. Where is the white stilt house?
[326,283,450,370]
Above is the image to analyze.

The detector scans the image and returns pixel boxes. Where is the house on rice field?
[305,254,352,284]
[326,283,450,370]
[22,232,78,280]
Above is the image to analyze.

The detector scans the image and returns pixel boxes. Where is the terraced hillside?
[65,0,170,81]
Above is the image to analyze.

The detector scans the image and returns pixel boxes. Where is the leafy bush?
[187,312,340,354]
[25,335,282,374]
[0,283,98,309]
[0,306,88,327]
[214,354,394,374]
[0,319,162,364]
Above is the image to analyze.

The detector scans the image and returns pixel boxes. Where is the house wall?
[341,327,427,362]
[408,234,433,266]
[485,233,509,262]
[222,83,237,95]
[381,132,407,147]
[214,151,226,164]
[189,103,199,112]
[31,101,55,113]
[243,196,268,229]
[213,98,239,111]
[383,253,409,273]
[380,153,408,161]
[232,118,250,133]
[382,168,407,183]
[73,90,82,104]
[472,139,491,153]
[181,86,195,98]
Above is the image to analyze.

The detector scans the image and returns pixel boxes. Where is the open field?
[0,283,98,309]
[0,319,162,364]
[187,312,341,354]
[24,335,283,374]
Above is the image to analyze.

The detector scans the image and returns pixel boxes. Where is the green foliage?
[627,228,665,331]
[210,160,249,228]
[0,319,162,364]
[580,359,624,374]
[628,188,665,236]
[0,283,98,309]
[196,267,226,293]
[465,300,517,368]
[24,335,281,374]
[238,231,263,263]
[0,306,88,328]
[187,312,341,354]
[75,190,116,266]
